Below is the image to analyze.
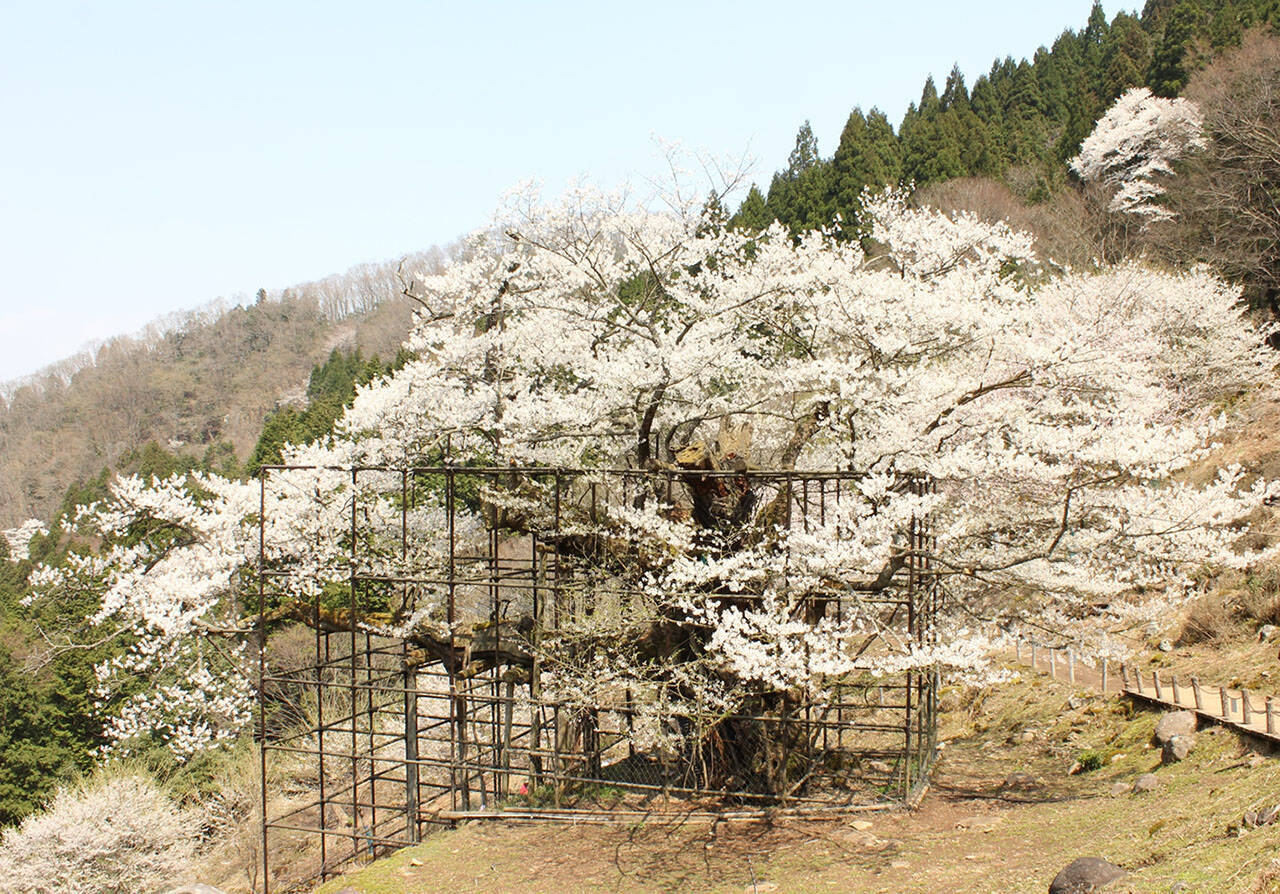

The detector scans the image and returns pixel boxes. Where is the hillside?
[0,254,440,528]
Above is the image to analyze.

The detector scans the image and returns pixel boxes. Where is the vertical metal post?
[315,591,327,875]
[349,469,361,860]
[404,666,420,844]
[445,468,469,812]
[903,502,916,800]
[257,471,270,894]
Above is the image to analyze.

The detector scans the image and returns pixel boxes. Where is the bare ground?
[311,667,1280,894]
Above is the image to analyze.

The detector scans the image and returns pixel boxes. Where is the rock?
[1158,639,1174,652]
[1153,711,1197,745]
[849,819,873,831]
[1133,773,1160,793]
[1109,782,1132,797]
[1002,771,1043,792]
[1244,804,1280,828]
[1161,733,1196,764]
[1068,696,1084,710]
[1169,883,1190,893]
[1144,622,1160,637]
[1020,730,1037,744]
[1259,624,1279,643]
[1048,857,1129,893]
[744,883,778,893]
[842,828,888,850]
[955,814,1004,832]
[163,887,228,894]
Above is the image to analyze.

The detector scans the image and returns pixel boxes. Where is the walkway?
[1011,637,1280,745]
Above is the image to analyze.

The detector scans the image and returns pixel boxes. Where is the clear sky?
[0,1,1126,383]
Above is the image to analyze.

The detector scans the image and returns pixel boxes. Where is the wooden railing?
[1012,637,1280,745]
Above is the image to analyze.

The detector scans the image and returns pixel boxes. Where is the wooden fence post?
[1049,648,1056,680]
[1031,640,1037,670]
[1016,638,1022,663]
[1068,649,1076,684]
[1220,687,1230,720]
[1102,658,1109,694]
[1153,672,1163,701]
[1243,690,1253,725]
[1191,676,1203,711]
[1268,697,1276,735]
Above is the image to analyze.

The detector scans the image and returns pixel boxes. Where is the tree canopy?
[27,180,1278,760]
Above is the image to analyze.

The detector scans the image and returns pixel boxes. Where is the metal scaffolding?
[256,466,939,889]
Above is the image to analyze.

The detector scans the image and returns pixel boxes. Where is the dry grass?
[1178,591,1241,645]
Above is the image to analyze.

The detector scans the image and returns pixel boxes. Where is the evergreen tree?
[902,77,970,185]
[731,185,772,231]
[1149,1,1202,96]
[246,348,387,476]
[1103,12,1153,97]
[765,121,833,231]
[941,65,970,111]
[829,107,902,228]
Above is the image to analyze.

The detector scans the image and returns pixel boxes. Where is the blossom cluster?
[27,178,1279,758]
[1071,86,1207,223]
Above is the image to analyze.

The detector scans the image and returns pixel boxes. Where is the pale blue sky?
[0,1,1125,382]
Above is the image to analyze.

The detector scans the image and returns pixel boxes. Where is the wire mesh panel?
[258,466,939,888]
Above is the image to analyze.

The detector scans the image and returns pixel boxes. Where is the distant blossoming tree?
[3,518,47,561]
[30,179,1278,762]
[1071,86,1206,225]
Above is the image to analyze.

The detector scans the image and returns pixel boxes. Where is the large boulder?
[1153,710,1196,745]
[1048,857,1128,893]
[1161,733,1196,764]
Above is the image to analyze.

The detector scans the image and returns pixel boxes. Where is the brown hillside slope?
[0,257,432,527]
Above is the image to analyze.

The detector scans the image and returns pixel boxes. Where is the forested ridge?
[735,0,1276,240]
[2,0,1280,875]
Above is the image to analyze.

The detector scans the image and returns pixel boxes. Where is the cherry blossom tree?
[1071,86,1206,225]
[30,180,1278,766]
[3,518,47,561]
